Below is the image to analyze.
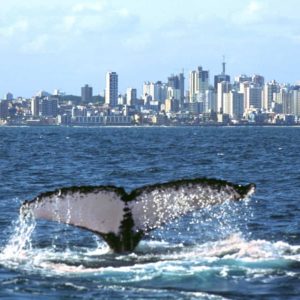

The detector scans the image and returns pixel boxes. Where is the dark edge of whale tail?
[127,178,255,201]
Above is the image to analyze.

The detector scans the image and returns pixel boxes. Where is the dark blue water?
[0,126,299,299]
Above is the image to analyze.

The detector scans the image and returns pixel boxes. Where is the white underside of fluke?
[22,180,254,249]
[28,190,125,235]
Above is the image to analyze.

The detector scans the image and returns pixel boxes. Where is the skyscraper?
[167,72,185,104]
[189,70,198,102]
[81,84,93,103]
[223,91,244,119]
[0,100,9,119]
[217,81,231,113]
[126,88,137,106]
[143,81,167,103]
[40,97,58,117]
[263,80,279,111]
[31,97,40,117]
[197,66,209,94]
[105,72,118,107]
[189,66,209,102]
[243,84,263,110]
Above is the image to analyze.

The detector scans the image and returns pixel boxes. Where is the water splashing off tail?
[20,178,255,253]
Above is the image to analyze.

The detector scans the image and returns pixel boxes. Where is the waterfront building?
[31,97,40,117]
[189,70,198,102]
[143,81,167,103]
[292,89,300,116]
[167,86,181,101]
[275,88,293,115]
[242,83,262,110]
[168,73,185,104]
[81,84,93,103]
[126,88,137,106]
[105,72,118,107]
[217,81,231,113]
[189,66,209,103]
[0,100,9,119]
[205,89,217,112]
[263,80,280,111]
[118,94,126,105]
[165,98,180,113]
[223,90,244,119]
[197,66,209,94]
[40,97,59,117]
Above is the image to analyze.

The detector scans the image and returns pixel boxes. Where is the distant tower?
[214,57,230,91]
[222,55,226,75]
[105,72,118,107]
[81,84,93,103]
[189,70,198,102]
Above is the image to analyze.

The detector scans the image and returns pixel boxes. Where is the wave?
[1,217,299,279]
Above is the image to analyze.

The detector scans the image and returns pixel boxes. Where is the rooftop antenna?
[222,55,226,75]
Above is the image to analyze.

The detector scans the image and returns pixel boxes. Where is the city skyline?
[1,0,300,97]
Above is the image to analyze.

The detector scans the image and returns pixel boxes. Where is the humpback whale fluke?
[21,178,255,253]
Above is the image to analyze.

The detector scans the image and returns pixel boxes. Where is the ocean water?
[0,126,299,299]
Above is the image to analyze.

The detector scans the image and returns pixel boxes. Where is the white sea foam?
[1,208,299,282]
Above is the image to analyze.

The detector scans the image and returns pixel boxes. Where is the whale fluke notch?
[21,178,255,253]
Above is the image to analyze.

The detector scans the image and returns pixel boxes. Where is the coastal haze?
[0,0,300,95]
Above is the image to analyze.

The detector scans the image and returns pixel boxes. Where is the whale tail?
[21,178,255,253]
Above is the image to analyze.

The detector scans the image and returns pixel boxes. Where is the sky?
[0,0,300,97]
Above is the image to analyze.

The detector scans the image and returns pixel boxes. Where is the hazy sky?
[1,0,300,97]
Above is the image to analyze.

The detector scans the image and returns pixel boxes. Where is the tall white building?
[167,73,185,104]
[205,89,217,112]
[167,87,181,101]
[242,83,262,110]
[31,97,40,117]
[263,80,279,111]
[292,89,300,116]
[217,81,231,113]
[189,66,209,102]
[143,81,167,102]
[223,91,244,119]
[275,88,293,114]
[105,72,118,107]
[247,85,262,110]
[189,70,198,102]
